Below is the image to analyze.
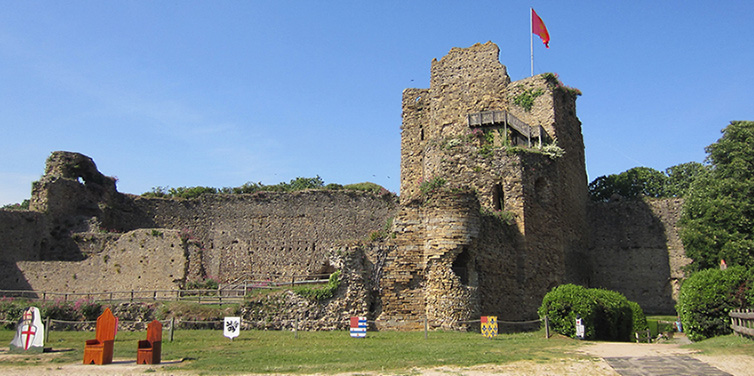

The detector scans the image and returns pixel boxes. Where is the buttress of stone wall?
[400,88,430,202]
[375,201,428,330]
[423,192,481,329]
[376,191,481,330]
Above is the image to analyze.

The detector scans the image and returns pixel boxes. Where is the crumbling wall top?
[43,151,116,188]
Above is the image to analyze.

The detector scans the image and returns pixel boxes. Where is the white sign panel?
[575,317,585,340]
[224,316,241,340]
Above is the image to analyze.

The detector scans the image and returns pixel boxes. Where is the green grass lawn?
[1,328,581,374]
[1,328,751,375]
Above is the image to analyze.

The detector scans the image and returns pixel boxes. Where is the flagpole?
[530,8,534,76]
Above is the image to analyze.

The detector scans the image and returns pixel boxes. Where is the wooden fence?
[729,309,754,338]
[0,275,331,304]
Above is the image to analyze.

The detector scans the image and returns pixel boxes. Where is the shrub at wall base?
[538,284,641,342]
[675,266,752,342]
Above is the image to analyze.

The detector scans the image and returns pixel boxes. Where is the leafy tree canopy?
[680,121,754,270]
[588,162,707,202]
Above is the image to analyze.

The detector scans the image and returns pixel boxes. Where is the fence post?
[294,317,299,339]
[544,316,550,339]
[130,290,134,302]
[169,317,175,342]
[45,317,51,343]
[424,316,428,340]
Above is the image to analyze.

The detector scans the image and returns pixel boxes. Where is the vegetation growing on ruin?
[141,176,393,200]
[156,301,239,323]
[481,207,516,225]
[185,277,219,291]
[368,217,395,241]
[512,86,544,112]
[0,199,29,210]
[541,72,582,96]
[418,176,447,195]
[292,270,341,301]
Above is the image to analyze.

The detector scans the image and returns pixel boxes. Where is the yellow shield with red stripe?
[481,316,497,338]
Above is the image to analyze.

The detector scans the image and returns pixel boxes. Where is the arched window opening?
[492,183,504,211]
[452,248,471,285]
[535,177,550,204]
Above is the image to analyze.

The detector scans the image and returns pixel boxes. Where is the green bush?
[186,277,219,292]
[0,298,104,326]
[628,301,649,334]
[75,299,103,321]
[538,284,637,341]
[0,298,26,329]
[40,299,80,321]
[293,271,341,301]
[676,266,751,341]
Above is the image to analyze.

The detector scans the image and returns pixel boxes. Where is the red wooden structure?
[83,307,117,365]
[137,320,163,364]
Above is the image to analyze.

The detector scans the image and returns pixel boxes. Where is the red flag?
[531,8,550,48]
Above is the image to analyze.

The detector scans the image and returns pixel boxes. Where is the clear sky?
[2,1,753,206]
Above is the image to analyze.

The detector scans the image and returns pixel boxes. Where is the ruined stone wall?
[0,151,398,295]
[374,201,428,330]
[15,229,190,294]
[374,192,482,330]
[0,210,45,262]
[400,88,430,200]
[131,191,398,284]
[587,198,689,314]
[0,210,46,290]
[394,42,590,325]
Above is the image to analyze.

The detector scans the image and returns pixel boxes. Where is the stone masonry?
[0,42,690,328]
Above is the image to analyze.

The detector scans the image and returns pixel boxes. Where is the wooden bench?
[137,320,163,364]
[83,307,117,365]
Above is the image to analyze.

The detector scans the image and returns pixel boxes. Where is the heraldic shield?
[9,306,45,353]
[480,316,498,339]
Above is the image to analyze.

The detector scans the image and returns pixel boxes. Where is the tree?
[588,167,668,201]
[680,121,754,270]
[665,162,708,198]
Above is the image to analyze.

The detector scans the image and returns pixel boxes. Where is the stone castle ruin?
[0,42,689,329]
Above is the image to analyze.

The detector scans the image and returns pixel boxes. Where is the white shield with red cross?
[10,307,44,352]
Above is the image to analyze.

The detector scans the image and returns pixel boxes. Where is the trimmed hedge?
[676,266,752,342]
[538,284,644,341]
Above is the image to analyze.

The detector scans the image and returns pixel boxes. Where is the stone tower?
[389,42,590,324]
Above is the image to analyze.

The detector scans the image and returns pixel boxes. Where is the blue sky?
[2,1,753,206]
